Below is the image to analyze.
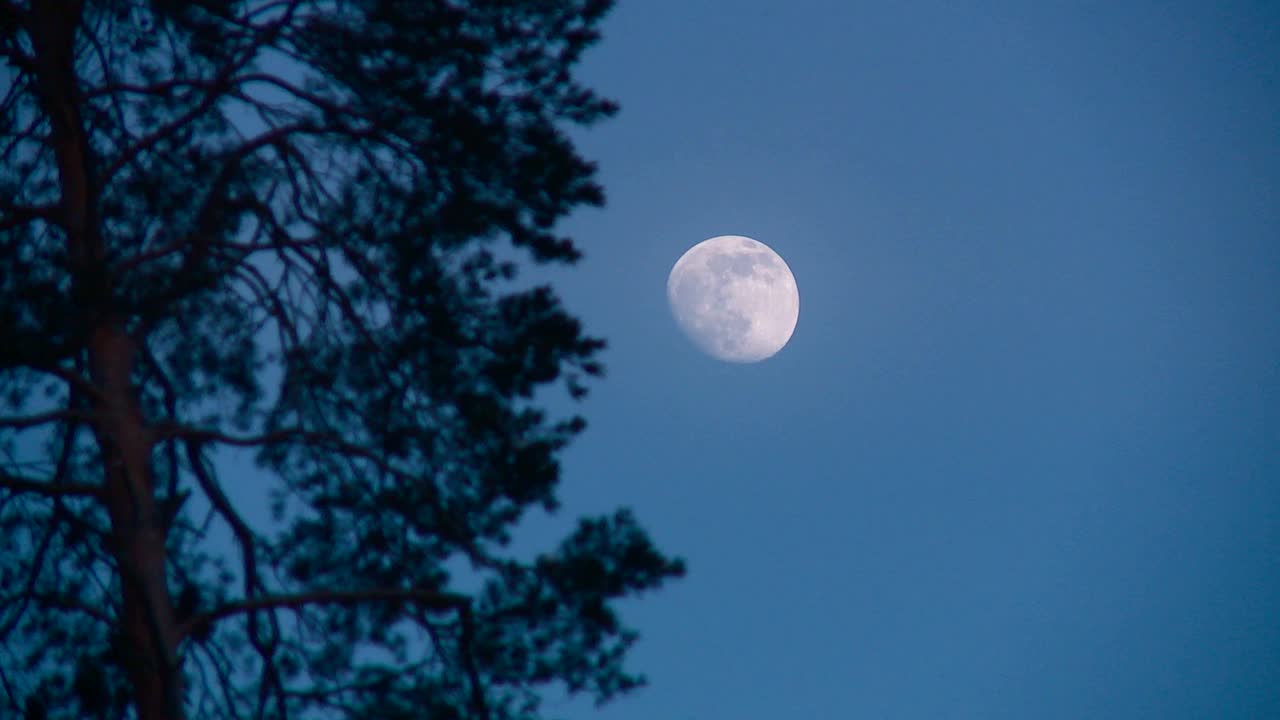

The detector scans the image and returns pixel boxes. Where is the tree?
[0,1,683,718]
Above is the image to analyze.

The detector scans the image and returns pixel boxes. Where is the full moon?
[666,235,800,362]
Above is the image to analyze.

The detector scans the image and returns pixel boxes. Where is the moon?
[666,235,800,362]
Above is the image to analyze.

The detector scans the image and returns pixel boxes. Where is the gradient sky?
[509,2,1280,718]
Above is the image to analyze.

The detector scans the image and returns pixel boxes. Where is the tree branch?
[459,603,491,720]
[0,201,59,231]
[32,362,103,403]
[155,424,417,486]
[101,66,249,186]
[0,470,101,498]
[0,408,90,429]
[158,424,471,552]
[157,423,328,448]
[180,588,469,641]
[111,120,318,276]
[182,439,289,714]
[24,591,116,625]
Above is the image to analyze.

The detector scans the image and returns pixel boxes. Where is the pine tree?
[0,2,682,717]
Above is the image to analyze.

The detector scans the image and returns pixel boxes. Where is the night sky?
[513,2,1280,718]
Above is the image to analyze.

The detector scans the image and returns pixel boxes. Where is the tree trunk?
[26,3,186,718]
[90,321,186,720]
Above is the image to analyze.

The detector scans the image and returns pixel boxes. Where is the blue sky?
[524,2,1280,718]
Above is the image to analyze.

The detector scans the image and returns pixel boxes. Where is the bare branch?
[30,362,103,403]
[238,72,362,125]
[101,65,251,186]
[157,424,322,447]
[155,425,414,486]
[181,588,469,640]
[0,408,89,430]
[181,440,262,597]
[0,470,101,498]
[182,439,290,714]
[23,591,116,625]
[0,201,59,231]
[109,120,319,278]
[156,424,454,529]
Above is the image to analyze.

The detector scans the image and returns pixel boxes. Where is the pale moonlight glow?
[666,235,800,362]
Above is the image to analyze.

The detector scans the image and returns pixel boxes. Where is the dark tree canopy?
[0,1,682,718]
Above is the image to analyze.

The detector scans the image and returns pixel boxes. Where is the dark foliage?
[0,1,682,718]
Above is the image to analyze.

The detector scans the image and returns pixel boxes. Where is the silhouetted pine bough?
[0,1,683,718]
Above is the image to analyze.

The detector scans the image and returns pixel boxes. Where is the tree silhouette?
[0,1,682,718]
